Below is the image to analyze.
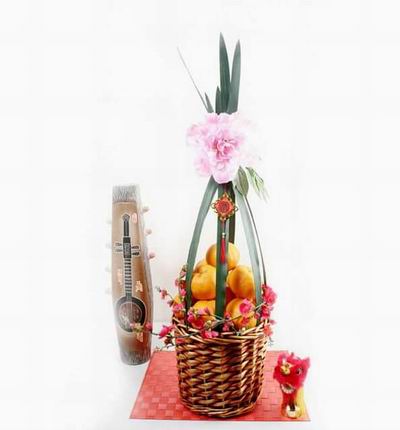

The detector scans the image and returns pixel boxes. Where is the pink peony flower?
[158,324,174,338]
[144,322,153,331]
[187,113,253,184]
[239,298,253,316]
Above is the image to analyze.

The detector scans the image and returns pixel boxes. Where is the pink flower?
[158,324,174,338]
[187,311,205,329]
[160,289,168,300]
[201,330,219,339]
[222,322,233,332]
[264,324,273,337]
[262,285,277,306]
[187,113,253,184]
[144,322,153,331]
[179,287,186,297]
[260,304,270,320]
[175,337,186,345]
[239,316,250,328]
[172,303,184,313]
[239,298,253,316]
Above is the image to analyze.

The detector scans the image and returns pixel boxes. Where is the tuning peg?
[105,266,111,273]
[105,287,111,295]
[145,228,152,236]
[148,252,156,260]
[142,206,150,214]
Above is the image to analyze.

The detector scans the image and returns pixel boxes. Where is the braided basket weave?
[174,318,268,418]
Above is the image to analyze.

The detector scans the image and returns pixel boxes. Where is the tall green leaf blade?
[227,182,236,243]
[245,194,267,286]
[235,187,263,307]
[227,40,241,114]
[219,33,230,112]
[185,177,218,313]
[215,86,222,114]
[177,48,209,112]
[215,186,228,318]
[205,92,214,113]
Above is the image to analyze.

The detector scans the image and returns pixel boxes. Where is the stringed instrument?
[112,185,153,365]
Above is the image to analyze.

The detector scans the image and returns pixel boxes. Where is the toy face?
[273,352,310,393]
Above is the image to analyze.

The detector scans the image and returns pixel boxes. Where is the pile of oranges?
[175,243,258,329]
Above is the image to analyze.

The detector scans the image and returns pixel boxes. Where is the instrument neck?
[123,256,132,297]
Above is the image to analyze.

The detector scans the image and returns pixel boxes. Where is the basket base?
[130,350,310,421]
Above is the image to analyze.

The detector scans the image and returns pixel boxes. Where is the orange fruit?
[206,242,240,271]
[193,300,215,322]
[225,298,257,330]
[172,294,184,319]
[191,264,216,300]
[227,265,255,300]
[225,286,236,306]
[194,259,207,272]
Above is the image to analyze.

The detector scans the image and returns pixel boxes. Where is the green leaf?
[227,182,236,243]
[246,167,268,201]
[227,40,241,114]
[215,185,228,318]
[215,86,222,114]
[235,166,249,196]
[244,194,267,286]
[177,47,209,112]
[204,93,214,113]
[219,33,230,112]
[185,177,218,313]
[235,188,263,307]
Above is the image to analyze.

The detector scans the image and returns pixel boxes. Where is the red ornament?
[211,192,237,222]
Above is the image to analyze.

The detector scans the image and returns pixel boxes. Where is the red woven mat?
[130,350,310,421]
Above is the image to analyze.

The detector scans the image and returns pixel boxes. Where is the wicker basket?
[174,318,267,418]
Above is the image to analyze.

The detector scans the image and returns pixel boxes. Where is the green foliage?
[235,187,263,307]
[185,177,218,312]
[246,167,268,201]
[215,185,228,319]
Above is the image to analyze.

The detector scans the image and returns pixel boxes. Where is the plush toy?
[273,352,310,419]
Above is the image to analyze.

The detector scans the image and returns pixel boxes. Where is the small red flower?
[262,285,277,306]
[175,337,186,345]
[201,330,219,339]
[260,304,270,320]
[239,316,250,328]
[179,287,186,297]
[187,311,205,329]
[264,324,273,337]
[239,298,253,316]
[158,324,174,338]
[172,303,184,313]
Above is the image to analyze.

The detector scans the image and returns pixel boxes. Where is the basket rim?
[173,317,266,345]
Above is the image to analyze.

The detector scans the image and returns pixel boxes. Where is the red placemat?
[130,350,310,421]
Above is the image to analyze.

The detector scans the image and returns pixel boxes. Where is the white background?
[1,1,400,429]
